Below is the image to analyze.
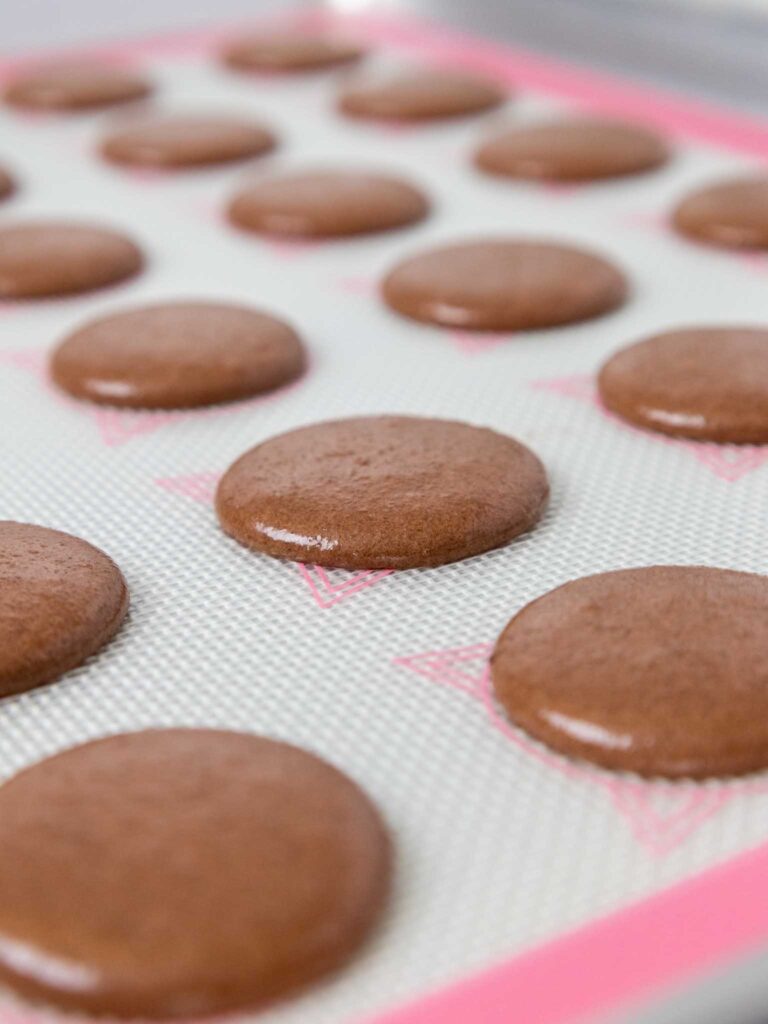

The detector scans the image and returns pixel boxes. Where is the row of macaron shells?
[0,34,422,1022]
[1,27,768,1022]
[1,30,767,721]
[0,33,541,1022]
[1,33,766,440]
[0,34,761,239]
[3,32,768,772]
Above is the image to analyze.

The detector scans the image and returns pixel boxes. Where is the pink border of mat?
[4,9,768,1024]
[365,836,768,1024]
[337,9,768,160]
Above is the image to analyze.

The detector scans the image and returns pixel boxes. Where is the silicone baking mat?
[3,8,768,1024]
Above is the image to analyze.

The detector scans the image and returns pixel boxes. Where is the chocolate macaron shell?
[598,326,768,443]
[382,239,628,331]
[672,175,768,248]
[338,68,506,122]
[222,33,366,73]
[101,115,276,169]
[0,729,391,1017]
[227,170,429,238]
[491,566,768,779]
[474,117,670,182]
[215,415,549,570]
[4,63,152,112]
[0,222,143,299]
[50,301,306,409]
[0,521,128,699]
[0,167,16,202]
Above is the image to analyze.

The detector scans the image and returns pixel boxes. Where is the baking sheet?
[2,10,768,1023]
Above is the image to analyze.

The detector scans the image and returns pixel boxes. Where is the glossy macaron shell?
[51,301,306,409]
[672,175,768,248]
[215,414,549,569]
[0,729,391,1017]
[475,117,670,182]
[0,221,143,299]
[227,170,429,238]
[338,68,506,121]
[4,62,152,111]
[382,238,628,331]
[0,521,128,698]
[101,115,277,169]
[492,566,768,779]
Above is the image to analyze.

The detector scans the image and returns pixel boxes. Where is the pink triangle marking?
[688,443,768,482]
[393,642,492,697]
[155,472,220,504]
[123,166,172,185]
[1,347,303,447]
[533,373,768,482]
[474,661,742,855]
[538,181,583,198]
[263,237,323,261]
[393,646,765,854]
[90,378,302,447]
[531,373,596,401]
[336,275,376,295]
[621,210,667,232]
[451,330,512,354]
[180,196,223,225]
[737,250,768,274]
[607,783,731,856]
[296,564,393,609]
[0,349,47,373]
[373,120,420,136]
[154,480,393,608]
[89,407,195,447]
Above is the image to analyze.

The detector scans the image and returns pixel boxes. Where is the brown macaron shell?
[227,170,429,238]
[672,175,768,249]
[51,301,306,409]
[100,115,276,169]
[382,239,628,331]
[216,415,549,570]
[0,521,128,699]
[0,166,16,202]
[492,566,768,779]
[338,68,506,122]
[474,117,670,183]
[598,326,768,443]
[4,63,152,112]
[0,222,143,299]
[222,33,366,73]
[0,729,391,1017]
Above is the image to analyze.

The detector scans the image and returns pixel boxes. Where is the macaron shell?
[222,33,366,73]
[0,521,128,698]
[492,566,768,779]
[338,69,506,121]
[50,301,306,409]
[4,63,152,111]
[474,117,669,182]
[0,222,143,299]
[598,326,768,443]
[215,415,549,569]
[0,167,16,201]
[227,170,429,238]
[101,115,276,169]
[672,175,768,248]
[382,239,628,331]
[0,729,391,1017]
